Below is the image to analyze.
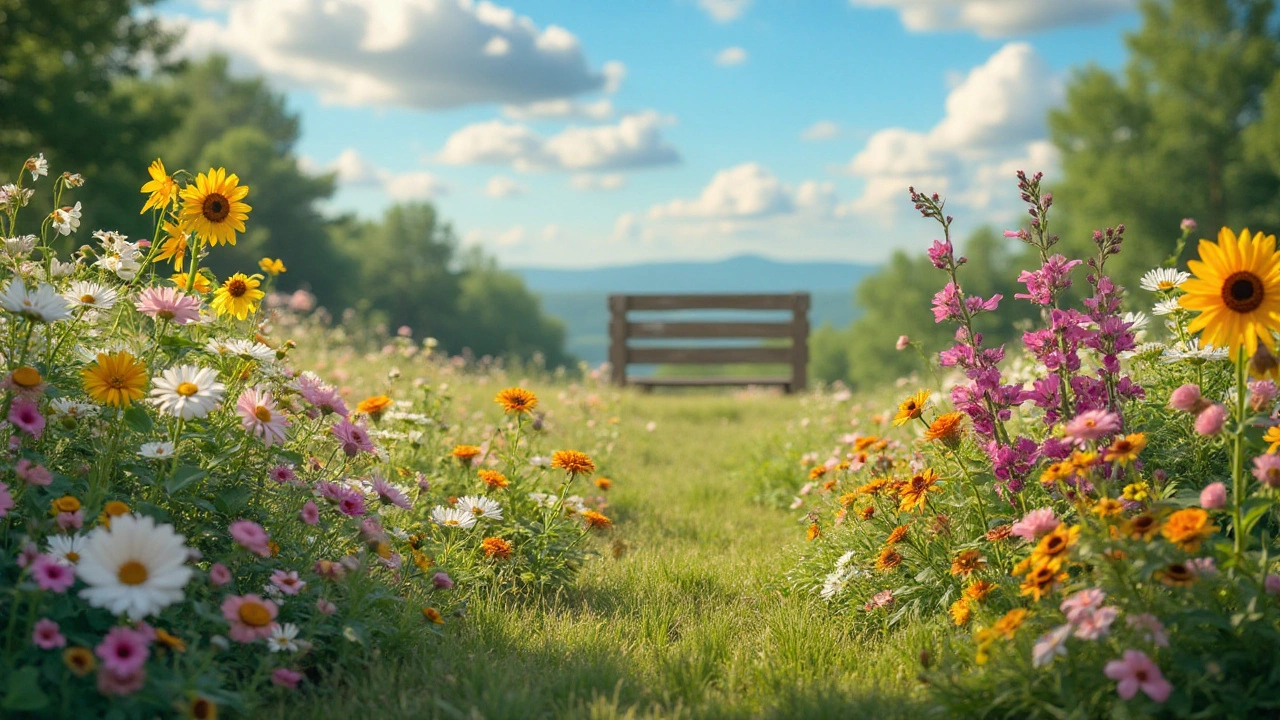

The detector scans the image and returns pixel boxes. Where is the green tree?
[455,252,571,368]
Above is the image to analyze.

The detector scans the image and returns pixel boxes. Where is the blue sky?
[160,0,1138,267]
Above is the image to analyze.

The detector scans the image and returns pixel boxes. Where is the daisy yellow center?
[471,507,484,516]
[118,560,149,586]
[443,519,459,526]
[1222,270,1264,313]
[1158,280,1175,289]
[254,405,273,422]
[202,193,231,222]
[65,551,79,563]
[80,294,96,304]
[238,602,272,627]
[227,279,247,298]
[176,381,199,397]
[12,366,40,387]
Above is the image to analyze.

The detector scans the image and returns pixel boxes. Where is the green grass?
[274,390,931,719]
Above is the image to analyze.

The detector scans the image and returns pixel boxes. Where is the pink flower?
[895,335,910,351]
[16,542,38,568]
[8,398,44,438]
[15,458,51,486]
[0,481,12,517]
[236,387,289,447]
[269,569,306,595]
[300,500,319,526]
[1195,404,1228,436]
[96,667,146,696]
[209,563,232,586]
[315,598,337,615]
[269,465,297,484]
[432,572,453,590]
[1265,574,1280,595]
[1063,410,1120,445]
[221,594,279,643]
[1032,624,1071,668]
[1181,218,1197,232]
[294,373,348,417]
[95,626,151,677]
[271,667,304,689]
[31,554,74,592]
[55,510,82,531]
[1060,588,1106,624]
[314,560,346,580]
[1073,606,1118,640]
[1253,454,1280,488]
[1188,557,1217,576]
[135,286,201,324]
[1011,507,1059,542]
[1125,613,1169,647]
[1104,649,1172,703]
[863,589,894,611]
[31,618,65,649]
[1200,482,1227,509]
[229,519,271,557]
[331,419,375,457]
[338,492,366,517]
[372,477,411,509]
[1250,380,1279,412]
[1168,384,1207,413]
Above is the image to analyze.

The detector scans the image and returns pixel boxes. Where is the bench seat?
[630,376,794,391]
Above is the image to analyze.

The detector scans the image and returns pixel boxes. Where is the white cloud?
[385,171,448,201]
[502,98,614,121]
[800,120,841,141]
[571,173,627,191]
[931,42,1058,148]
[715,47,748,67]
[603,61,627,94]
[485,175,526,198]
[438,111,680,172]
[496,225,526,247]
[611,212,641,243]
[317,148,447,201]
[650,163,793,219]
[174,0,616,109]
[699,0,751,22]
[849,0,1133,38]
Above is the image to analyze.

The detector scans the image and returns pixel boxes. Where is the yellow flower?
[1029,525,1079,569]
[1161,508,1218,552]
[1019,561,1066,601]
[1093,497,1124,518]
[81,351,148,408]
[155,221,189,270]
[178,168,251,246]
[481,537,513,560]
[422,607,444,624]
[990,608,1028,639]
[451,445,481,462]
[897,468,942,513]
[258,257,286,276]
[963,580,996,602]
[172,272,212,294]
[581,510,612,530]
[1179,227,1280,356]
[1266,426,1280,453]
[62,647,95,676]
[950,598,972,626]
[875,546,902,572]
[1103,433,1147,465]
[892,390,930,426]
[950,550,986,576]
[211,273,265,320]
[139,159,178,214]
[495,387,538,414]
[1121,481,1151,503]
[551,450,595,475]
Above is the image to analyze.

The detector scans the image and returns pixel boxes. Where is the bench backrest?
[607,293,810,392]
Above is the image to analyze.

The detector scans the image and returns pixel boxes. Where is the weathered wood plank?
[623,294,796,311]
[608,295,628,386]
[627,347,793,365]
[627,321,793,339]
[630,376,792,387]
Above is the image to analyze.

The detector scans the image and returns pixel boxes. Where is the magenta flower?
[1253,454,1280,488]
[1195,404,1228,436]
[8,398,44,438]
[32,618,66,649]
[209,563,232,586]
[331,419,375,457]
[1063,410,1120,445]
[432,571,454,590]
[1200,482,1227,509]
[95,626,151,677]
[269,465,297,484]
[96,666,146,696]
[229,519,271,557]
[221,594,279,643]
[16,458,51,486]
[1104,650,1172,703]
[1266,574,1280,595]
[135,286,201,324]
[300,500,319,526]
[236,387,289,447]
[1011,507,1059,542]
[0,481,13,518]
[271,667,304,689]
[31,554,74,592]
[269,569,306,595]
[372,477,412,510]
[1168,384,1208,413]
[338,492,367,517]
[55,510,83,531]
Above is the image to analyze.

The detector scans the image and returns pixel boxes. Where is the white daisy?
[138,441,175,459]
[63,281,119,311]
[0,282,72,323]
[24,153,47,181]
[206,338,275,361]
[430,506,477,529]
[3,235,36,258]
[48,258,77,278]
[527,492,556,508]
[151,365,226,420]
[457,495,503,521]
[1139,267,1190,293]
[563,495,588,514]
[49,398,98,418]
[46,534,86,566]
[1151,298,1183,316]
[1122,311,1149,332]
[49,202,81,236]
[267,622,300,653]
[1162,340,1229,364]
[76,514,193,620]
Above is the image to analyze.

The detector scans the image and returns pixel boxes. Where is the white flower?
[267,622,300,653]
[50,202,82,236]
[457,495,503,521]
[77,514,193,620]
[1139,268,1190,293]
[1151,298,1182,316]
[1032,624,1072,668]
[50,398,98,418]
[1,184,33,210]
[46,534,86,566]
[527,492,556,508]
[563,495,588,514]
[529,455,550,468]
[206,338,275,361]
[138,441,175,459]
[1122,311,1149,332]
[63,281,119,311]
[0,282,72,322]
[151,365,226,419]
[48,258,77,278]
[1161,340,1229,363]
[25,154,47,181]
[430,506,477,529]
[3,235,36,258]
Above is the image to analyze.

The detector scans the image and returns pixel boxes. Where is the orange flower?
[451,445,481,462]
[594,477,612,491]
[481,537,513,560]
[1019,561,1066,601]
[886,525,908,545]
[1103,433,1147,464]
[581,510,612,530]
[950,550,986,576]
[897,468,942,512]
[924,411,966,445]
[809,465,829,480]
[963,580,996,603]
[356,394,394,418]
[806,523,821,541]
[949,598,972,625]
[478,469,509,490]
[422,607,444,624]
[63,647,95,676]
[985,525,1013,542]
[551,450,595,475]
[860,506,875,520]
[1161,508,1217,552]
[875,547,902,572]
[1157,562,1196,587]
[1122,513,1160,541]
[495,387,538,414]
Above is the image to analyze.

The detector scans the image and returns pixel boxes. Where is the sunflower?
[211,273,265,320]
[897,468,942,512]
[1179,227,1280,356]
[1103,433,1147,465]
[178,168,251,246]
[892,390,930,426]
[924,411,966,444]
[139,159,178,214]
[172,272,212,294]
[82,351,148,408]
[1019,561,1066,601]
[1161,508,1218,552]
[1029,524,1080,568]
[1122,513,1160,541]
[154,221,189,270]
[495,387,538,414]
[1093,498,1124,518]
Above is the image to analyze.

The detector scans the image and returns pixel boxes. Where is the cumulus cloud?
[800,120,841,141]
[502,98,614,121]
[715,47,748,67]
[571,173,627,191]
[649,163,841,220]
[849,0,1133,37]
[437,111,680,172]
[320,148,447,200]
[485,175,526,198]
[699,0,751,22]
[175,0,616,109]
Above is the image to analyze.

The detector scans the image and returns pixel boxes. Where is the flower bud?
[1194,404,1228,436]
[1199,482,1226,510]
[1168,384,1207,413]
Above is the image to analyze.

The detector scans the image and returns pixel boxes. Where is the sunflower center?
[192,699,215,720]
[176,381,199,397]
[1045,536,1065,554]
[254,405,273,422]
[227,279,247,298]
[202,193,231,222]
[1222,271,1265,313]
[238,602,272,627]
[12,366,40,387]
[118,560,149,585]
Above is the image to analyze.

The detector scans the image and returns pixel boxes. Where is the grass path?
[285,392,928,719]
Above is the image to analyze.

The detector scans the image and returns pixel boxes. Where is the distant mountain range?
[508,255,879,367]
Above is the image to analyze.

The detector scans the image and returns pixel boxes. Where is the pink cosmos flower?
[95,626,151,677]
[1011,507,1059,542]
[1073,606,1118,641]
[1253,454,1280,488]
[331,419,375,457]
[1063,410,1120,445]
[315,598,337,615]
[338,492,366,517]
[269,465,297,484]
[221,594,279,643]
[300,500,319,526]
[294,373,348,417]
[135,286,201,324]
[31,554,74,592]
[271,667,304,689]
[209,563,232,586]
[1125,613,1169,647]
[270,570,306,595]
[56,510,82,531]
[16,458,51,486]
[32,618,65,649]
[96,667,146,696]
[1195,404,1228,436]
[1250,380,1279,412]
[1032,624,1071,668]
[229,519,271,557]
[8,398,44,438]
[1200,482,1227,509]
[372,477,411,509]
[0,481,13,518]
[1104,649,1172,703]
[1060,588,1106,625]
[236,387,289,447]
[895,335,910,351]
[1168,384,1207,413]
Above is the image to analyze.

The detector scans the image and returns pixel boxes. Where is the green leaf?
[213,485,252,515]
[165,465,207,495]
[122,405,153,433]
[2,666,49,711]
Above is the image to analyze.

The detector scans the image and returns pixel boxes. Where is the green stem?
[1231,349,1249,563]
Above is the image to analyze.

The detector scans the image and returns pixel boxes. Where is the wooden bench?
[607,293,810,393]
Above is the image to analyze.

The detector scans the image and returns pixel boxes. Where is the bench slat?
[627,347,792,365]
[630,376,791,387]
[622,294,796,311]
[627,321,793,339]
